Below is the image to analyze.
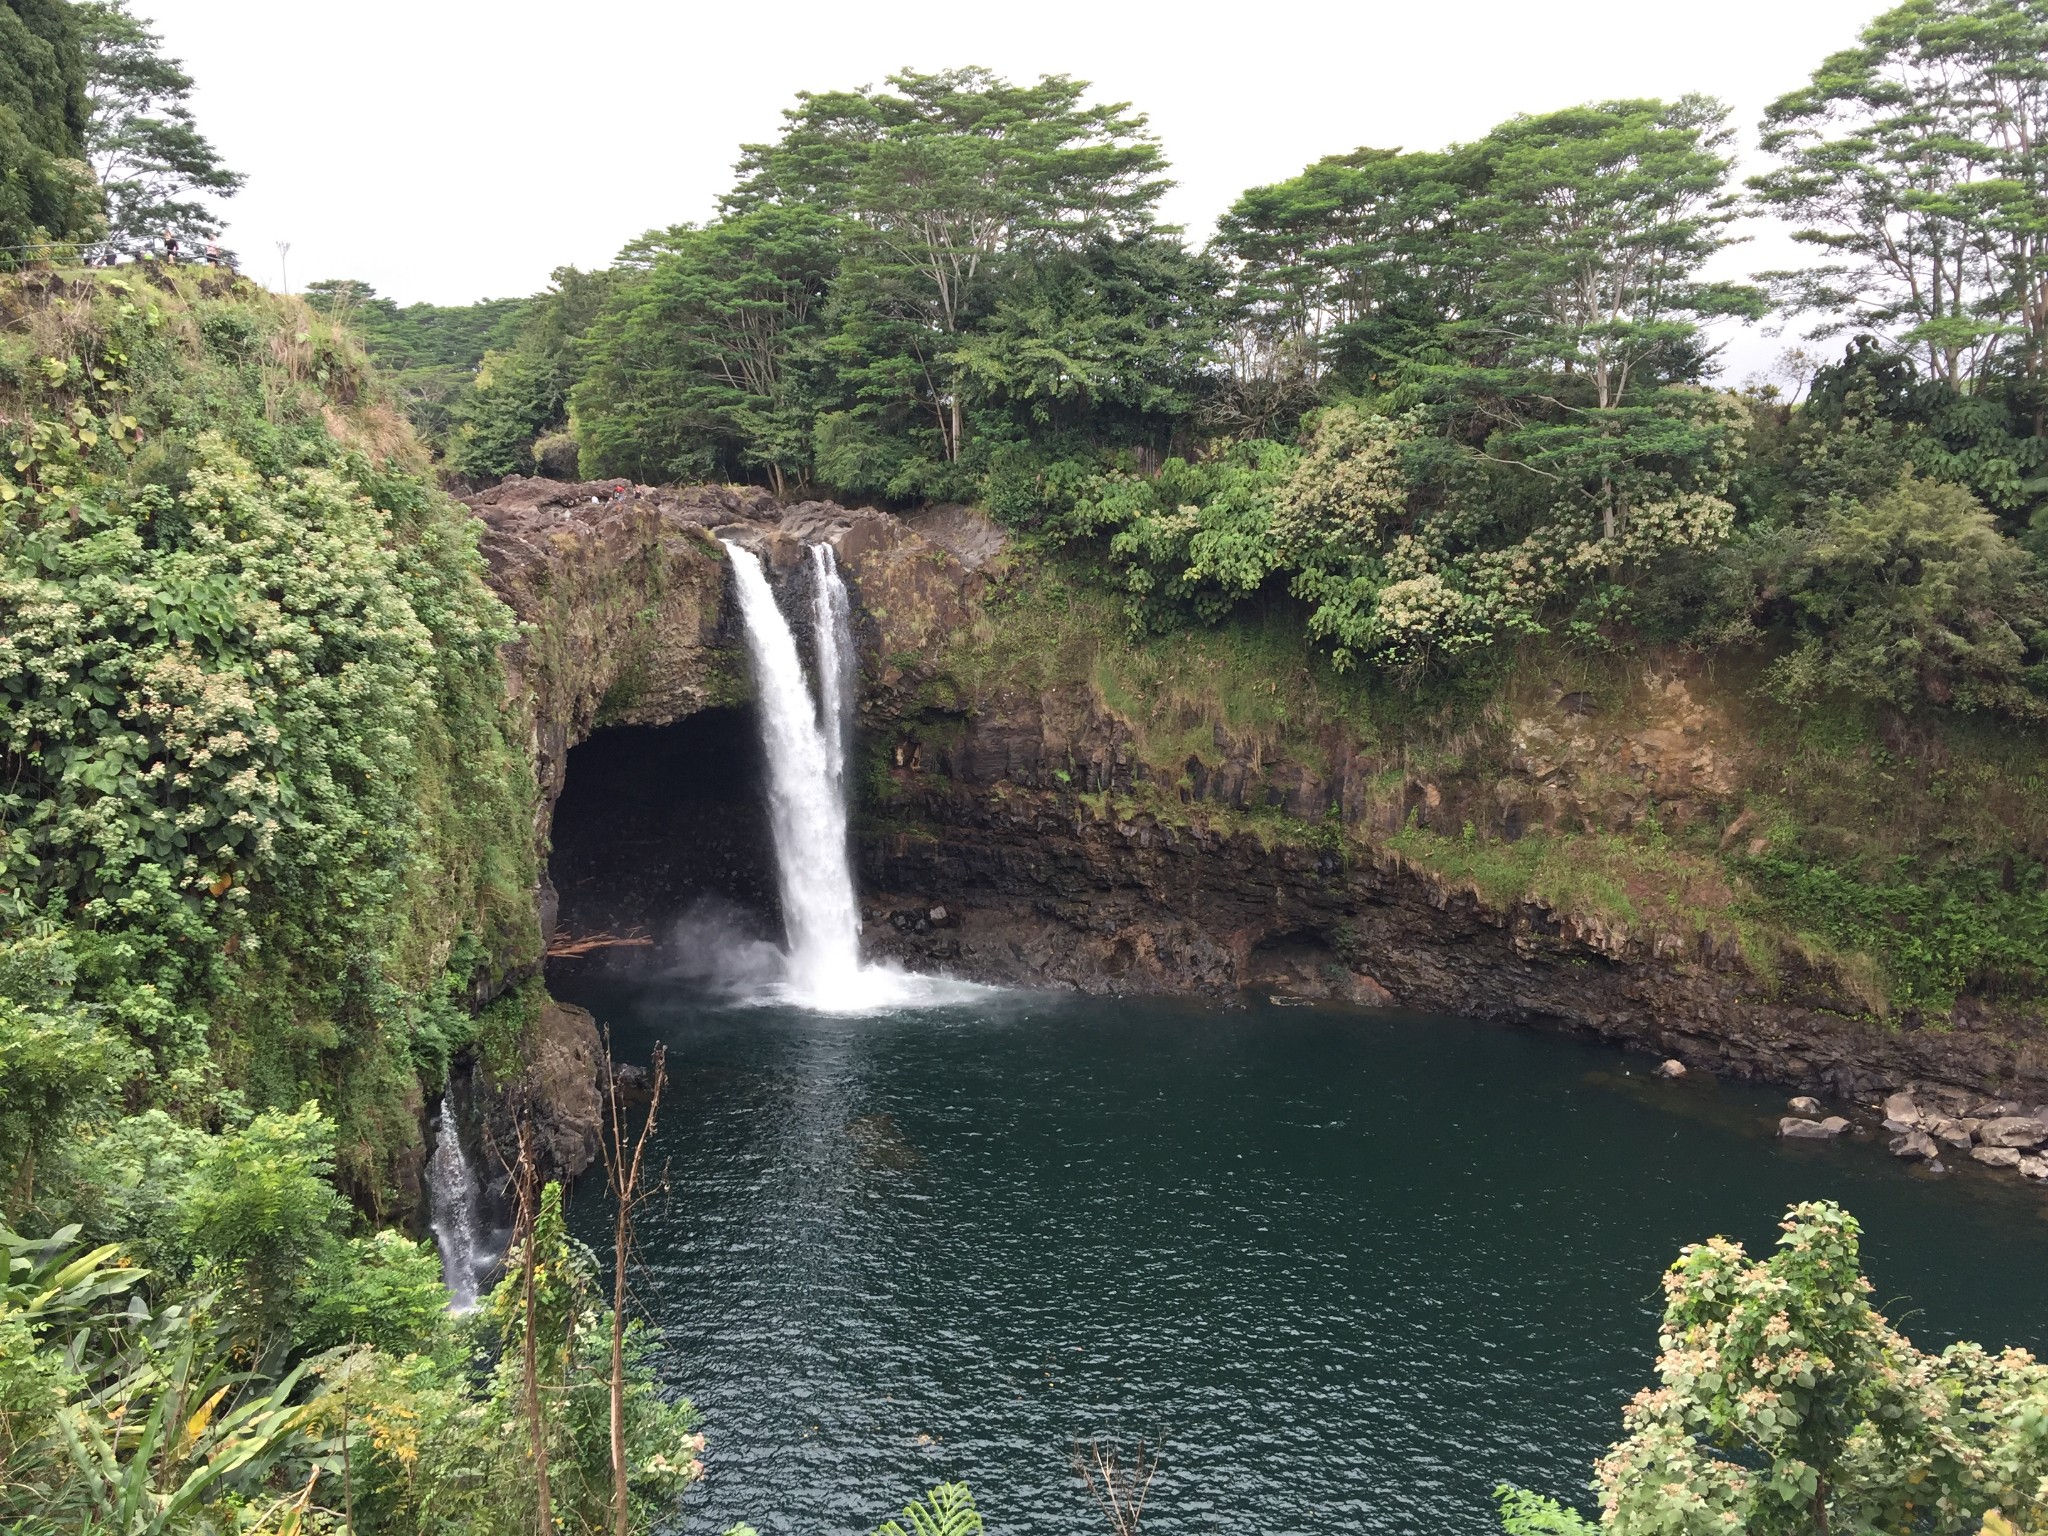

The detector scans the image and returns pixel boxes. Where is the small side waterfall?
[426,1093,488,1311]
[724,541,865,1000]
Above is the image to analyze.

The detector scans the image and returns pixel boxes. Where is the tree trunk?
[517,1131,554,1536]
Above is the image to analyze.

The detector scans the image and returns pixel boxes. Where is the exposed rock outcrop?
[455,477,2048,1150]
[476,998,605,1183]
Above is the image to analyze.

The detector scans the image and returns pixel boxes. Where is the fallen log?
[546,929,655,959]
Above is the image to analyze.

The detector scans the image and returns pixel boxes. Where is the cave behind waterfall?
[546,707,780,957]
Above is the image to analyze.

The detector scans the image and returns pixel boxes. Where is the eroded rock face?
[459,477,985,1179]
[856,759,2048,1104]
[477,999,605,1183]
[457,477,2048,1152]
[466,475,988,912]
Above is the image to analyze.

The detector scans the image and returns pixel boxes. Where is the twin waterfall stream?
[724,541,866,1004]
[429,537,946,1305]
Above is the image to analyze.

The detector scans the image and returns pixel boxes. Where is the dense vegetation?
[1500,1203,2048,1534]
[2,0,2047,1530]
[399,11,2048,712]
[0,0,236,260]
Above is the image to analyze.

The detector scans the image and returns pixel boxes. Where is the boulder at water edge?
[1780,1116,1849,1139]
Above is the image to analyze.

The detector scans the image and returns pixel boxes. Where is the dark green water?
[556,977,2048,1536]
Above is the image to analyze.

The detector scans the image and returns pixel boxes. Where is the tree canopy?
[73,0,241,255]
[0,0,99,258]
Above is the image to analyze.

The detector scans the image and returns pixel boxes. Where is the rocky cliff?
[460,478,2048,1129]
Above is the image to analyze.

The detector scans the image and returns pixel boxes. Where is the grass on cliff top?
[937,544,2048,1017]
[940,549,1511,778]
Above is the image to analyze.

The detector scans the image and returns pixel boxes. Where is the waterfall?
[809,542,854,784]
[719,538,985,1012]
[426,1093,487,1311]
[724,541,865,1000]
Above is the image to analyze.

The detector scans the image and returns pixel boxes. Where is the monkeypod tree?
[73,0,240,256]
[573,205,843,492]
[1755,0,2048,403]
[726,68,1172,477]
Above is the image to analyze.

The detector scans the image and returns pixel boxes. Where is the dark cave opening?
[545,707,780,968]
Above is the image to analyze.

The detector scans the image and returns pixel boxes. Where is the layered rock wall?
[461,478,2048,1127]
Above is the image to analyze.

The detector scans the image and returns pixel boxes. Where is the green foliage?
[563,67,1194,497]
[574,206,840,492]
[1590,1201,2048,1534]
[1736,846,2048,1011]
[293,1228,447,1358]
[873,1481,983,1536]
[302,278,525,450]
[449,265,619,481]
[0,0,100,260]
[1755,0,2048,397]
[1,1200,708,1536]
[1495,1483,1595,1534]
[0,269,539,1194]
[1753,473,2048,718]
[0,1215,324,1536]
[176,1102,344,1333]
[74,0,243,256]
[0,0,87,160]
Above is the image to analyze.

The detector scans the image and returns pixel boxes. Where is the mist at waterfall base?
[556,979,2048,1536]
[714,540,980,1014]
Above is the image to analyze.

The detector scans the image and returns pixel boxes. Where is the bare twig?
[1074,1438,1164,1536]
[514,1122,554,1536]
[600,1037,668,1536]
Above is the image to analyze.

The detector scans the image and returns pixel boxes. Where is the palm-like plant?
[874,1482,984,1536]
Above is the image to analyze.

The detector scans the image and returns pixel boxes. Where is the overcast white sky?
[140,0,1886,382]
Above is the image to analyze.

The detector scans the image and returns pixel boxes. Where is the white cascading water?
[724,541,869,1004]
[721,539,977,1012]
[426,1093,487,1311]
[809,542,854,784]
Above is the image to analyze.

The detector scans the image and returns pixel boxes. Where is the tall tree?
[1754,0,2048,398]
[728,68,1170,464]
[0,0,86,158]
[0,0,100,259]
[953,233,1225,448]
[1213,144,1480,400]
[573,206,841,492]
[73,0,240,256]
[1461,97,1763,543]
[452,265,620,481]
[1469,96,1757,415]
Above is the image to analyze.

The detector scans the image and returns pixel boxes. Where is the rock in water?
[1780,1116,1848,1140]
[1884,1090,1922,1125]
[1927,1116,1975,1148]
[2020,1155,2048,1180]
[1655,1059,1687,1079]
[1971,1145,2023,1169]
[1978,1116,2048,1149]
[1890,1129,1938,1160]
[1788,1095,1823,1115]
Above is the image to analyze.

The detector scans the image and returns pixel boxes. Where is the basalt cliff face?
[854,687,2046,1107]
[462,478,2048,1120]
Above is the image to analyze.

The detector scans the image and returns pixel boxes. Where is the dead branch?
[546,929,655,959]
[1074,1437,1164,1536]
[601,1035,669,1536]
